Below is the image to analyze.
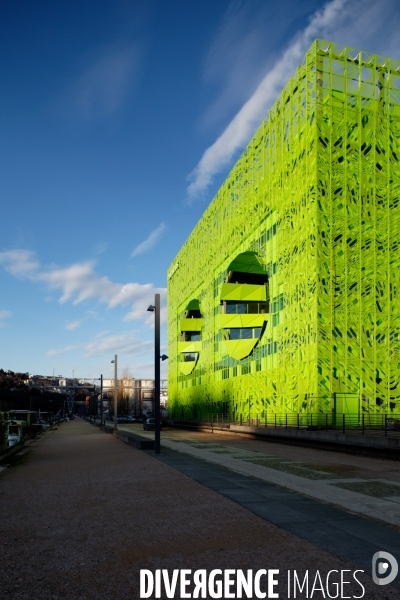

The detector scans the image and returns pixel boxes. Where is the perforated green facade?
[168,39,400,420]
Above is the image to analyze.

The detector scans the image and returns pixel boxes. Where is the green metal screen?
[168,39,400,421]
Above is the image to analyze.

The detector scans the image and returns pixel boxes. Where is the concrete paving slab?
[153,445,400,583]
[240,500,318,524]
[160,436,400,526]
[331,518,400,554]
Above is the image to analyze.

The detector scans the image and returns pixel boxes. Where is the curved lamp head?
[147,305,155,312]
[161,354,168,361]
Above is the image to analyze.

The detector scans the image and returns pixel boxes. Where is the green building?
[168,39,400,423]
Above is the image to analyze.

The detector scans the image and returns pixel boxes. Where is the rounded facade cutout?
[178,299,203,375]
[219,252,269,360]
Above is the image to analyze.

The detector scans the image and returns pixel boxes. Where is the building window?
[182,352,198,362]
[180,331,201,341]
[223,301,268,314]
[225,327,262,340]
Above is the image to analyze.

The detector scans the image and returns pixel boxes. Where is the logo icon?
[372,551,398,586]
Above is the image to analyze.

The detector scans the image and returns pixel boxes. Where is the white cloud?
[47,345,80,357]
[187,0,400,200]
[0,310,12,327]
[131,223,166,257]
[0,249,40,277]
[201,0,314,130]
[65,320,83,331]
[0,249,166,322]
[47,331,152,358]
[84,331,151,357]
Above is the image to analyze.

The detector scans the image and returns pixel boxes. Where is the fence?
[170,412,400,437]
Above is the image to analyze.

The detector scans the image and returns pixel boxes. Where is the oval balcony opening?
[219,252,269,360]
[178,299,203,375]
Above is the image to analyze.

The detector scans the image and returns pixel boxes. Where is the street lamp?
[147,294,168,454]
[111,355,118,430]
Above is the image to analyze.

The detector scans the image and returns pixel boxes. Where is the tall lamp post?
[111,355,118,430]
[147,293,168,455]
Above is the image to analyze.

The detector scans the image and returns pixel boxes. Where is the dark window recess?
[225,327,261,340]
[185,309,201,318]
[225,270,268,285]
[181,331,201,342]
[182,353,198,362]
[390,402,396,410]
[376,397,384,406]
[223,301,268,315]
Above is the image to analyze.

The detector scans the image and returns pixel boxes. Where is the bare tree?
[0,411,7,452]
[118,367,133,415]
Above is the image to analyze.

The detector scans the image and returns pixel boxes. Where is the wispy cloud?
[93,241,109,256]
[0,249,166,322]
[84,331,151,357]
[0,310,12,327]
[187,0,400,200]
[65,320,83,331]
[201,0,307,130]
[64,43,142,119]
[47,345,80,357]
[47,331,151,358]
[131,222,166,257]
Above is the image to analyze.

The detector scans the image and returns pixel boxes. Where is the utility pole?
[154,294,160,454]
[147,294,168,455]
[100,374,103,426]
[111,355,118,430]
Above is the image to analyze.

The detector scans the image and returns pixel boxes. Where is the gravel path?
[0,419,398,599]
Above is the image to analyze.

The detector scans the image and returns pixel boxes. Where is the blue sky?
[1,0,399,380]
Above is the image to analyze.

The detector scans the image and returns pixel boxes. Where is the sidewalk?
[0,419,398,599]
[113,423,400,526]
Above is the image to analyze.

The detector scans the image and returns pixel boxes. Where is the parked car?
[117,415,136,424]
[143,418,162,431]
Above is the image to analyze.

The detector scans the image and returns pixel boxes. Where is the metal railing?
[170,412,400,437]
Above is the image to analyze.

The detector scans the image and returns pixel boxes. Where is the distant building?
[101,378,167,416]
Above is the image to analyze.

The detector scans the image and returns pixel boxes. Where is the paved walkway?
[117,424,400,526]
[0,419,398,599]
